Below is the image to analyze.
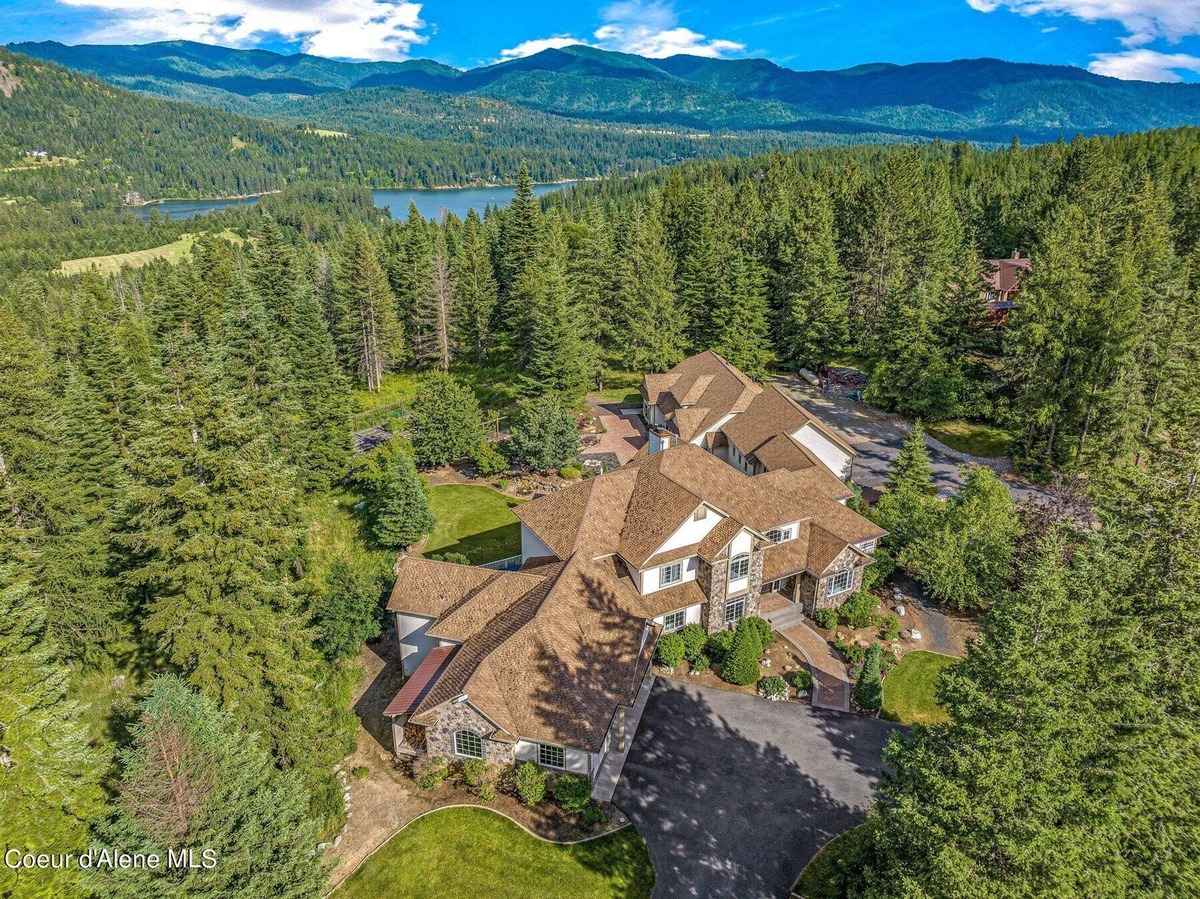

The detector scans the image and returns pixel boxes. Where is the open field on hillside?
[57,228,241,275]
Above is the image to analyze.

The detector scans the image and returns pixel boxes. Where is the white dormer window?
[766,526,794,544]
[729,553,750,580]
[660,561,683,587]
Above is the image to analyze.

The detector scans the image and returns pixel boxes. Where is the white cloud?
[594,0,745,58]
[59,0,429,60]
[963,1,1200,48]
[1088,48,1200,81]
[498,35,585,60]
[499,1,744,63]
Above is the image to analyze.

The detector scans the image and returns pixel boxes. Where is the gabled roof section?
[722,383,854,460]
[386,557,497,618]
[750,433,821,473]
[643,351,762,441]
[384,645,456,717]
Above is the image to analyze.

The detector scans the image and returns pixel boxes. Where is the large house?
[641,351,856,481]
[382,440,883,787]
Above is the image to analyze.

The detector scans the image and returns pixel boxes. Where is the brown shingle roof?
[644,351,762,441]
[751,433,820,473]
[722,383,855,461]
[384,645,456,717]
[386,557,496,618]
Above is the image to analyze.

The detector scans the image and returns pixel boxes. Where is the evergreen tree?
[710,246,774,380]
[854,642,883,711]
[362,446,435,549]
[92,676,327,899]
[408,372,487,468]
[0,567,101,899]
[722,617,762,686]
[522,224,591,397]
[611,205,686,373]
[508,393,581,471]
[497,162,541,293]
[773,181,848,372]
[314,559,386,663]
[330,224,404,390]
[452,209,498,363]
[870,423,940,580]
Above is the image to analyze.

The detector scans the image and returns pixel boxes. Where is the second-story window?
[729,553,750,580]
[660,561,682,586]
[766,526,794,543]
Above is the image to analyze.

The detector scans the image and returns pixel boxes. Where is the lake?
[127,182,577,222]
[372,182,575,220]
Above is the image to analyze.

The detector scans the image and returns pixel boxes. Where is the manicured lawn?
[926,420,1013,458]
[792,825,871,899]
[336,807,654,899]
[881,651,958,726]
[424,484,524,563]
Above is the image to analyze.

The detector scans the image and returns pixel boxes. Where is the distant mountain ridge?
[12,39,1200,140]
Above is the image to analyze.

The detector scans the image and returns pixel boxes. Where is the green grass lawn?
[792,825,871,899]
[881,651,958,726]
[336,807,654,899]
[424,484,524,563]
[926,420,1013,458]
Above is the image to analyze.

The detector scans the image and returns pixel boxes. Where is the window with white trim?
[858,539,877,554]
[725,597,747,624]
[827,568,853,597]
[729,553,750,580]
[765,526,794,544]
[662,609,686,632]
[762,577,793,594]
[454,730,483,758]
[659,561,682,587]
[537,743,565,769]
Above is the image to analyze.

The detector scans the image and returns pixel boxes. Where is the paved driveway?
[775,378,1049,504]
[614,681,900,898]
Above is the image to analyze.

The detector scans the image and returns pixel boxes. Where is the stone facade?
[801,547,865,616]
[423,700,515,765]
[700,541,764,632]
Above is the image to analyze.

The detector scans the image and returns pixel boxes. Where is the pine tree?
[710,246,774,380]
[854,643,882,710]
[611,205,686,373]
[497,162,540,293]
[675,184,726,348]
[407,372,487,468]
[364,447,435,549]
[331,225,404,390]
[0,567,101,899]
[563,210,608,388]
[412,230,455,370]
[522,224,591,398]
[92,675,327,899]
[722,617,762,686]
[452,209,499,363]
[117,350,340,788]
[508,393,581,471]
[773,181,848,372]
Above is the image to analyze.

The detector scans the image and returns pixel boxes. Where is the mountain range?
[13,40,1200,142]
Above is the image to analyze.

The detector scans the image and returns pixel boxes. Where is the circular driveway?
[615,680,900,898]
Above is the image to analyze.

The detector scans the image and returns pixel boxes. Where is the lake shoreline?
[123,189,281,208]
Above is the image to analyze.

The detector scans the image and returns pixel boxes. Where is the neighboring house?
[642,350,857,481]
[983,251,1031,321]
[383,441,883,784]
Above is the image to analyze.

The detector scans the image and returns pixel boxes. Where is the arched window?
[729,553,750,580]
[454,730,483,758]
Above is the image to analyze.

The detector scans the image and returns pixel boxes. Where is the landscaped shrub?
[350,765,370,780]
[508,394,581,471]
[558,465,582,480]
[690,653,711,674]
[655,632,685,668]
[854,644,883,712]
[430,551,470,565]
[705,629,735,663]
[553,773,592,813]
[834,638,866,667]
[680,624,707,661]
[838,590,877,629]
[459,758,488,789]
[813,606,839,630]
[758,675,788,701]
[476,780,497,802]
[471,440,508,476]
[514,761,547,806]
[581,802,608,826]
[745,615,774,648]
[790,668,814,694]
[414,756,450,791]
[721,619,763,686]
[878,614,901,641]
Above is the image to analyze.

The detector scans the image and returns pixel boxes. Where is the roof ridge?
[766,383,855,452]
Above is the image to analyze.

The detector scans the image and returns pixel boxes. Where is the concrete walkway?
[777,621,851,713]
[591,670,656,802]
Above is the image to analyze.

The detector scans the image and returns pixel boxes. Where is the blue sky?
[3,0,1200,82]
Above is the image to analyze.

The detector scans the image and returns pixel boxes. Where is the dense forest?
[2,121,1199,896]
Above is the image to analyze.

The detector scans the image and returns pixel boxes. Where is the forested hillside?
[15,40,1200,140]
[3,125,1200,896]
